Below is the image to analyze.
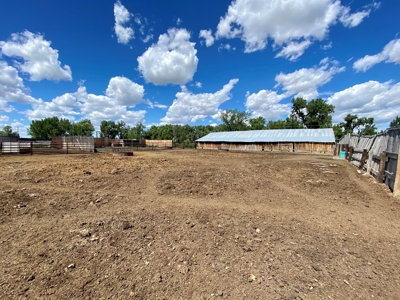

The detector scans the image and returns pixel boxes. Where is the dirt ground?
[1,150,399,299]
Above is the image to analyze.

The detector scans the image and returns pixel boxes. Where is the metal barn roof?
[196,129,335,143]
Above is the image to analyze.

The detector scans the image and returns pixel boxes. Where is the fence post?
[393,149,400,197]
[377,152,387,183]
[348,146,354,162]
[66,142,69,154]
[344,144,349,159]
[359,149,368,170]
[30,142,33,155]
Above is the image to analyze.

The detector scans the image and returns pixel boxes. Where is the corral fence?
[338,128,400,196]
[1,136,95,155]
[109,139,173,151]
[1,136,178,155]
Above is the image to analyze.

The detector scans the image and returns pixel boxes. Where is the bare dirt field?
[1,150,399,299]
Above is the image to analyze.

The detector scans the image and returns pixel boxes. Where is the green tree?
[291,97,335,128]
[285,115,304,129]
[357,117,377,136]
[266,119,288,129]
[158,124,173,140]
[249,116,266,130]
[390,115,400,128]
[28,117,71,139]
[220,109,250,131]
[69,119,95,136]
[116,120,129,139]
[340,114,359,133]
[143,125,159,140]
[332,124,344,142]
[266,116,303,129]
[127,122,146,140]
[334,114,378,141]
[100,120,119,139]
[0,125,19,137]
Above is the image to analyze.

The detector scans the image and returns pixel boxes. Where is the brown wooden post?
[377,152,387,183]
[348,146,354,162]
[30,142,33,155]
[359,149,368,169]
[393,149,400,197]
[344,144,349,160]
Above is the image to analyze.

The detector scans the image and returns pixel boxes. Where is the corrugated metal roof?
[196,129,335,143]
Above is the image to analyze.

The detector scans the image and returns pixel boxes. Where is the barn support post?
[377,152,387,183]
[348,146,354,162]
[359,149,368,170]
[393,149,400,197]
[366,149,373,174]
[344,144,349,160]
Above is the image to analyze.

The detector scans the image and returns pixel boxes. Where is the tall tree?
[249,116,266,130]
[334,114,378,141]
[357,117,377,136]
[220,109,250,131]
[0,125,19,137]
[69,119,95,136]
[266,116,304,129]
[291,97,335,128]
[127,122,146,140]
[100,120,119,139]
[390,115,400,128]
[340,114,359,133]
[116,120,129,139]
[332,124,344,143]
[28,117,71,139]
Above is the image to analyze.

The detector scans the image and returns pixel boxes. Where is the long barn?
[195,128,335,153]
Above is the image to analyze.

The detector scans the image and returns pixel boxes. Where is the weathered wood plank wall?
[338,128,400,196]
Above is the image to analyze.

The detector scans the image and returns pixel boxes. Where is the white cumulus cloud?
[199,29,215,47]
[339,6,371,28]
[275,40,312,61]
[353,38,400,72]
[137,28,198,85]
[215,0,373,58]
[25,76,146,126]
[0,115,9,122]
[0,31,72,81]
[245,90,291,120]
[0,61,40,110]
[328,80,400,127]
[114,1,134,44]
[321,42,333,50]
[275,59,345,99]
[161,78,239,124]
[218,43,235,52]
[105,76,144,106]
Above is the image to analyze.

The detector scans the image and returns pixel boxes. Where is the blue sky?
[0,0,399,137]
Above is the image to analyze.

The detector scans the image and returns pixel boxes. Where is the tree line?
[1,97,399,143]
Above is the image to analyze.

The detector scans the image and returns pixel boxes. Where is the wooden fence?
[52,136,94,152]
[1,138,94,155]
[338,128,400,196]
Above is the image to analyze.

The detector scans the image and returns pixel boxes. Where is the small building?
[195,128,335,153]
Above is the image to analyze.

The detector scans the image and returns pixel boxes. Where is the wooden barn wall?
[144,140,173,148]
[196,142,333,153]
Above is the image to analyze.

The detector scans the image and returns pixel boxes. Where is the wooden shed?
[195,129,335,153]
